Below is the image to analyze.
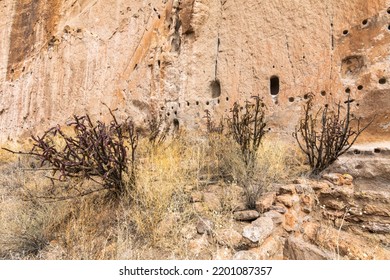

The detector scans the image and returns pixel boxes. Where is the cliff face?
[0,0,389,142]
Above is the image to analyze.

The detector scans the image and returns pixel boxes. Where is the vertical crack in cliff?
[325,2,335,94]
[214,34,220,80]
[285,34,296,83]
[213,0,225,81]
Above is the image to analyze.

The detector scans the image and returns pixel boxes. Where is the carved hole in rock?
[10,69,14,74]
[167,112,170,116]
[374,148,381,153]
[345,88,351,93]
[362,19,368,26]
[341,55,364,78]
[187,101,190,106]
[388,7,390,14]
[174,111,177,115]
[321,91,326,96]
[387,24,390,31]
[171,106,174,109]
[354,149,361,155]
[210,79,221,98]
[206,101,209,105]
[196,101,199,105]
[288,97,294,102]
[357,85,363,90]
[217,99,220,104]
[343,30,349,35]
[158,60,161,67]
[226,97,229,101]
[379,77,387,84]
[304,94,309,99]
[268,127,271,131]
[173,119,179,130]
[270,76,280,96]
[160,106,164,110]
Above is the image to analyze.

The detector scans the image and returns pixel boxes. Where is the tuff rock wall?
[1,0,390,142]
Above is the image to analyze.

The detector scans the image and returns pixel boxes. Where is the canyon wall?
[0,0,389,142]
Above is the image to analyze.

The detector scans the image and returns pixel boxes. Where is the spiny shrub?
[293,93,373,175]
[4,108,139,199]
[226,96,267,208]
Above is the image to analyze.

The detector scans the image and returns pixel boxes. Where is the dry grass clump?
[128,135,201,246]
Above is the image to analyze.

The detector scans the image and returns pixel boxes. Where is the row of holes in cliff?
[342,6,390,35]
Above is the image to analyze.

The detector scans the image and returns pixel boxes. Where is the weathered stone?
[196,218,214,235]
[243,217,274,243]
[233,210,260,221]
[284,237,332,260]
[365,222,390,234]
[248,236,284,260]
[212,247,233,260]
[283,210,298,232]
[276,194,299,208]
[255,192,276,213]
[262,210,284,225]
[215,229,242,248]
[232,250,257,260]
[202,192,222,212]
[311,181,330,191]
[363,204,390,217]
[322,173,344,186]
[270,205,287,214]
[188,234,209,258]
[277,185,296,195]
[322,173,353,186]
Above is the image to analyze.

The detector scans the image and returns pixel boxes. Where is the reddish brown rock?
[255,192,276,213]
[233,210,260,221]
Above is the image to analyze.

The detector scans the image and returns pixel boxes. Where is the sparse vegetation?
[0,101,310,260]
[293,93,373,175]
[226,96,268,208]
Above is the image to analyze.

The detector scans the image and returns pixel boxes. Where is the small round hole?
[288,97,295,102]
[388,24,390,31]
[343,30,349,35]
[357,85,363,90]
[356,103,360,107]
[379,77,387,84]
[321,90,326,96]
[345,88,351,93]
[226,97,229,101]
[167,112,170,116]
[174,111,177,115]
[362,19,368,26]
[196,101,199,105]
[186,101,190,106]
[374,148,381,153]
[303,94,309,99]
[217,99,220,104]
[354,149,361,154]
[387,7,390,14]
[206,101,209,105]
